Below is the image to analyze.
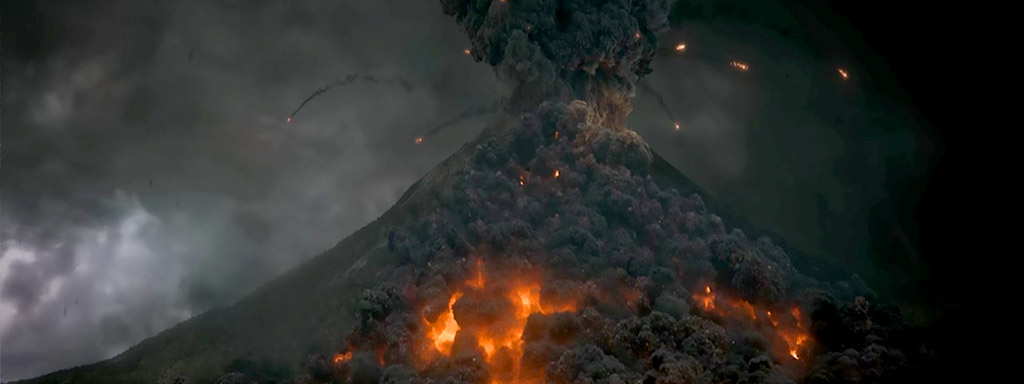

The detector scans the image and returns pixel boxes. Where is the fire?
[332,351,352,364]
[415,137,424,144]
[693,285,716,310]
[837,68,850,80]
[553,169,560,178]
[518,175,527,186]
[421,262,577,383]
[424,292,463,356]
[674,43,687,52]
[730,60,750,72]
[693,286,812,362]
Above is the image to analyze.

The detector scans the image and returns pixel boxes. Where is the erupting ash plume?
[286,74,414,123]
[288,2,933,384]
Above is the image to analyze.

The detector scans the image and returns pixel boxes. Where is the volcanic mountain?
[18,1,933,383]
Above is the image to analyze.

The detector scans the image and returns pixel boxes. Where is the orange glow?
[519,175,527,186]
[693,285,716,310]
[468,259,486,289]
[424,292,463,356]
[415,137,424,144]
[554,131,560,140]
[420,263,577,383]
[464,48,472,55]
[635,32,642,39]
[837,68,850,80]
[730,60,750,72]
[553,169,560,178]
[693,286,812,362]
[674,43,687,52]
[673,121,681,130]
[332,351,352,364]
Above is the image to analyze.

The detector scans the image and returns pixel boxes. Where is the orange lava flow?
[421,263,577,384]
[694,285,812,362]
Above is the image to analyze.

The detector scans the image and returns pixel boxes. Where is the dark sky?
[0,0,965,380]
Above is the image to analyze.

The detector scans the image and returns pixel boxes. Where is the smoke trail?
[639,80,680,129]
[287,74,413,123]
[416,100,502,142]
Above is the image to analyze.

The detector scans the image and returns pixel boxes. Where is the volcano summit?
[17,1,934,384]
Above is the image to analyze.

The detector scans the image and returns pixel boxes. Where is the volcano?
[17,1,933,384]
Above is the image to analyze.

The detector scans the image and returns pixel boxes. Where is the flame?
[674,43,687,52]
[332,351,352,364]
[730,60,750,71]
[424,292,463,356]
[415,137,424,144]
[693,285,716,310]
[837,68,850,80]
[693,286,812,362]
[421,263,576,383]
[553,169,560,178]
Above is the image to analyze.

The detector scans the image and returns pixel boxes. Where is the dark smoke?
[441,0,670,126]
[288,74,414,122]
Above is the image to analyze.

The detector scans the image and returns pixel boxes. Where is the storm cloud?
[0,0,930,380]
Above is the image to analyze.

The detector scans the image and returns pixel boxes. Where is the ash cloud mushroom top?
[441,0,671,127]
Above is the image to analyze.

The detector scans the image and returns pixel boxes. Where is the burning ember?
[464,48,472,56]
[553,169,560,178]
[332,351,352,364]
[415,137,425,144]
[518,175,527,186]
[837,67,850,80]
[673,121,681,130]
[730,60,750,72]
[674,42,687,52]
[286,116,293,123]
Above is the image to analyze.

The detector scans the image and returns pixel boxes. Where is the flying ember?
[730,60,750,71]
[674,43,687,52]
[837,68,850,80]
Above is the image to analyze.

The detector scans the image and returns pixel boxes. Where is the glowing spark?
[553,169,560,178]
[674,43,687,52]
[673,122,681,130]
[519,175,527,186]
[730,61,750,71]
[415,137,424,144]
[464,48,472,55]
[286,116,293,124]
[635,32,641,40]
[554,131,560,140]
[837,68,850,80]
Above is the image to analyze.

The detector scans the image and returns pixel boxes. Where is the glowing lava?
[424,292,463,356]
[421,263,577,384]
[693,285,812,362]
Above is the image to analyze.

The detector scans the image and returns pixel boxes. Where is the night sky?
[0,0,984,381]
